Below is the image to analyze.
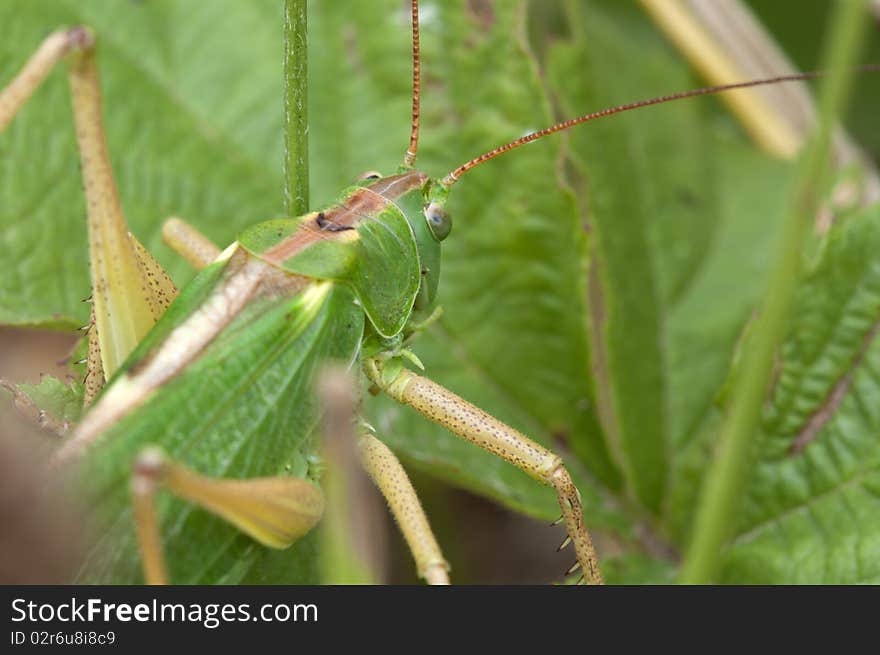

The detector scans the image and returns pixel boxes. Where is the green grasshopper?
[0,1,867,585]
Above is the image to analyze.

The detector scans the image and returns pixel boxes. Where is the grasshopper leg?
[365,358,603,585]
[2,27,178,383]
[0,28,91,130]
[358,432,450,585]
[318,367,449,584]
[131,447,324,585]
[161,217,222,270]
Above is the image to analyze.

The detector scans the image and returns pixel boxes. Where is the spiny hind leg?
[365,358,603,585]
[0,28,91,130]
[2,28,177,383]
[75,218,217,405]
[130,448,324,585]
[2,32,218,416]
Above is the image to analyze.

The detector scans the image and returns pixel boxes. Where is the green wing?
[76,259,363,584]
[239,192,420,338]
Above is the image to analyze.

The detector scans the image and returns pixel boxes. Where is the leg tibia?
[0,27,93,132]
[2,28,178,382]
[366,359,603,584]
[358,432,450,585]
[162,217,222,270]
[130,465,167,585]
[69,48,164,377]
[318,365,449,584]
[549,465,603,584]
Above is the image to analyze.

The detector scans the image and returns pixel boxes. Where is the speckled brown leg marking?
[358,432,450,585]
[365,359,603,585]
[83,305,105,407]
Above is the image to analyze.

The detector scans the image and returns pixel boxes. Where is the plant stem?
[283,0,308,216]
[679,0,869,584]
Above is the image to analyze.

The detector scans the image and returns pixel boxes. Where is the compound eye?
[424,202,452,241]
[357,170,382,181]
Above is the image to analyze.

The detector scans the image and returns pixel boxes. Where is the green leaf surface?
[723,205,880,583]
[0,0,284,328]
[1,0,626,540]
[2,0,879,582]
[17,375,83,425]
[77,274,361,583]
[545,1,795,518]
[545,0,880,582]
[363,1,622,530]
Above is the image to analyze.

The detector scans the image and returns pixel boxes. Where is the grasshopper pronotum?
[1,1,875,584]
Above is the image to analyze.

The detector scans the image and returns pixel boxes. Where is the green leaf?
[17,375,83,425]
[544,1,797,521]
[0,0,284,328]
[3,0,879,583]
[721,205,880,583]
[363,1,623,530]
[1,0,628,538]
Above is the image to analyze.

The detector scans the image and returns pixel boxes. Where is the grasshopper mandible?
[1,1,866,585]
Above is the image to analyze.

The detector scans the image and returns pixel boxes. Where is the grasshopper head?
[357,170,451,315]
[410,177,452,313]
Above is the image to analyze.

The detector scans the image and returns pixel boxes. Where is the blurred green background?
[1,0,879,584]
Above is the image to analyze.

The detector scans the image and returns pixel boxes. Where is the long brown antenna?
[404,0,421,168]
[441,65,880,186]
